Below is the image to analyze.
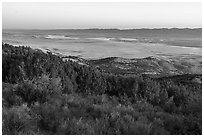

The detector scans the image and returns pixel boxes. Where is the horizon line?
[3,27,202,30]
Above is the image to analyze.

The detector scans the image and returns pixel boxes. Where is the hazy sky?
[3,2,202,29]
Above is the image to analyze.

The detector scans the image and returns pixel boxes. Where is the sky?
[2,2,202,29]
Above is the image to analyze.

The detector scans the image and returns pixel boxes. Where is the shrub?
[15,75,63,105]
[2,83,23,107]
[33,100,65,133]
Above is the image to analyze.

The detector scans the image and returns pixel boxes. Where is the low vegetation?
[2,43,202,135]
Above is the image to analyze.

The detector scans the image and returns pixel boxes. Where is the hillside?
[88,56,201,75]
[2,43,202,135]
